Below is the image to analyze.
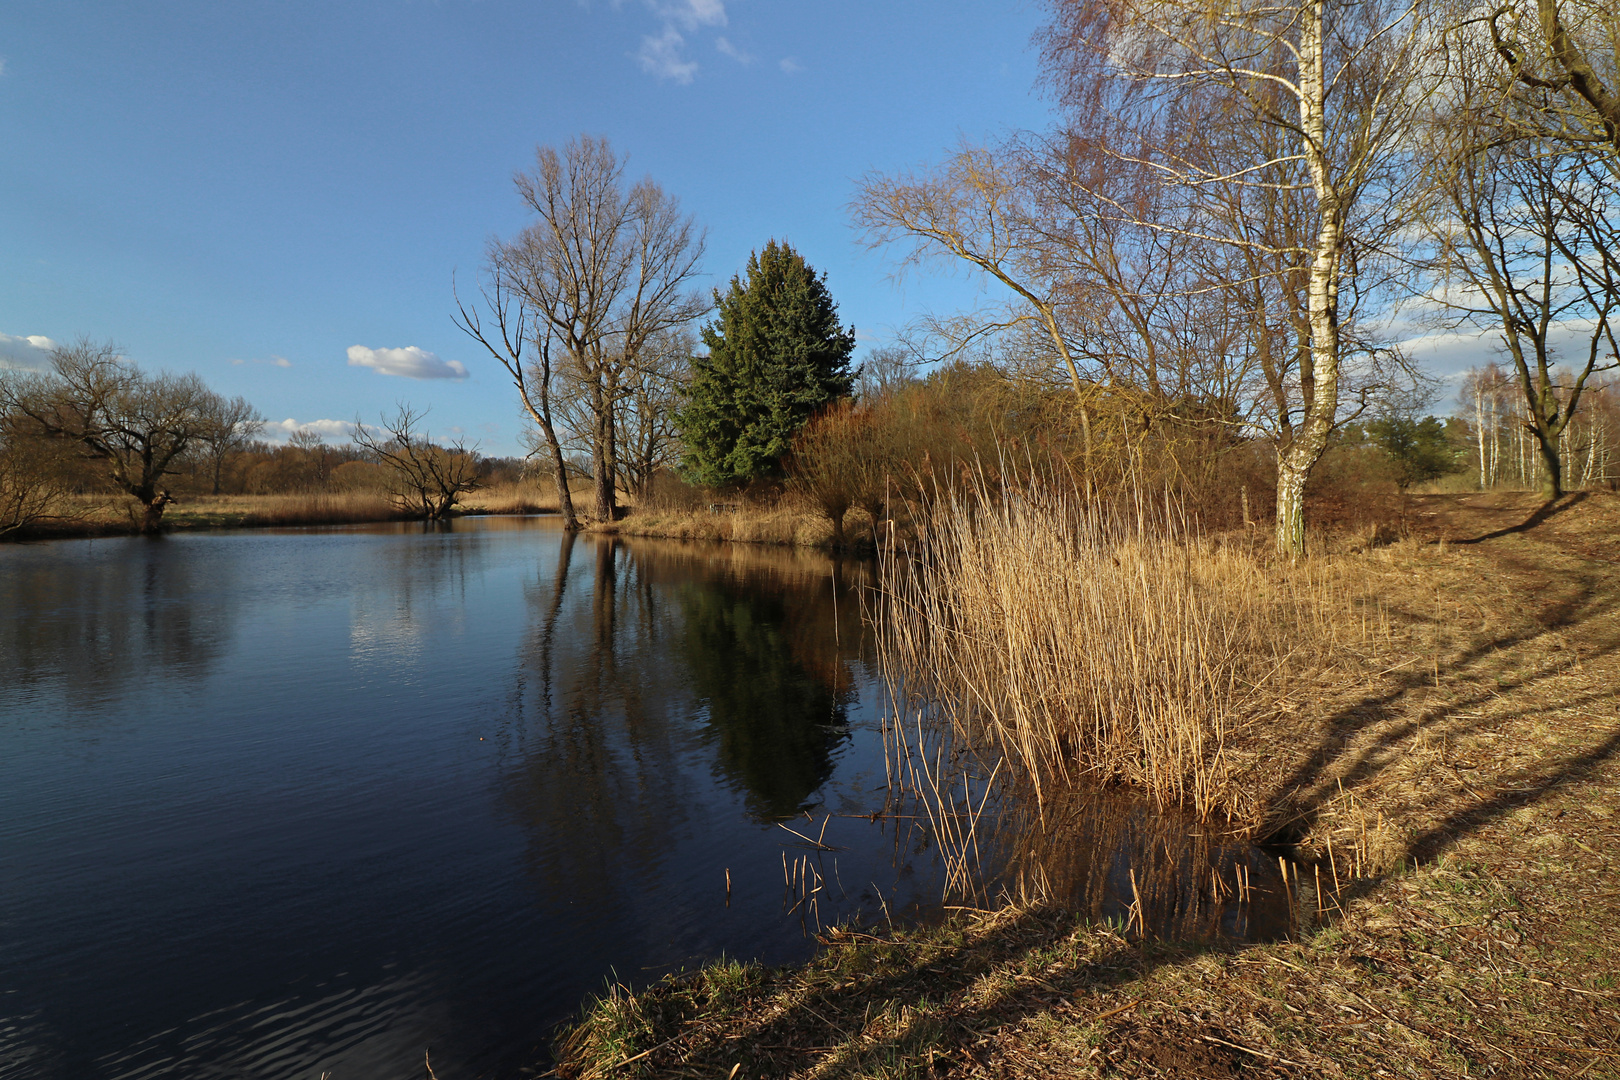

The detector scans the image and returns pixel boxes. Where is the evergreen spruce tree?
[677,240,855,485]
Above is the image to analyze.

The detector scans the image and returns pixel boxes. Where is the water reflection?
[497,536,878,896]
[0,537,238,709]
[676,567,860,817]
[0,520,922,1080]
[499,532,704,915]
[991,789,1298,941]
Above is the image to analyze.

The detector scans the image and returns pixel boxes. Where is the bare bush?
[352,406,481,520]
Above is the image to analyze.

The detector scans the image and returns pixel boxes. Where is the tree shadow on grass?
[1448,491,1588,545]
[1260,555,1620,848]
[596,910,1253,1080]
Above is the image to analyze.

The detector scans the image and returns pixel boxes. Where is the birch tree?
[1040,0,1429,553]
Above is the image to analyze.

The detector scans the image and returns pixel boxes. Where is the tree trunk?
[530,362,577,530]
[140,492,171,534]
[551,456,577,531]
[1275,456,1309,556]
[1273,0,1342,557]
[1533,427,1564,499]
[593,423,616,523]
[589,382,611,523]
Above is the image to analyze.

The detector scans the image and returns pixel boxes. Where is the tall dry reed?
[877,478,1326,828]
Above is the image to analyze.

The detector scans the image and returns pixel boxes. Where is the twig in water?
[777,822,840,850]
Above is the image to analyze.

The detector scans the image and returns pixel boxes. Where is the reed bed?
[168,491,401,527]
[610,504,851,547]
[878,479,1338,834]
[461,478,580,515]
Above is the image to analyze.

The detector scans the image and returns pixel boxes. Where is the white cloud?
[715,35,752,63]
[1398,318,1620,410]
[0,332,58,370]
[779,56,804,74]
[229,354,294,368]
[637,25,699,83]
[264,418,359,443]
[653,0,725,31]
[633,0,725,83]
[346,344,468,380]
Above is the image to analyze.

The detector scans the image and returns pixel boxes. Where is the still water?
[0,518,940,1079]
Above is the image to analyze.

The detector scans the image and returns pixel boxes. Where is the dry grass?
[7,480,581,538]
[606,505,871,548]
[11,491,408,535]
[879,481,1345,826]
[163,491,402,527]
[554,491,1620,1079]
[461,478,584,516]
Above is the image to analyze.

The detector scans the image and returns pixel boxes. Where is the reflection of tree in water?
[0,539,237,709]
[674,576,856,818]
[499,534,703,916]
[497,535,874,911]
[615,541,872,818]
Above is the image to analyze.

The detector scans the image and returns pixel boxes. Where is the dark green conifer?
[676,240,855,485]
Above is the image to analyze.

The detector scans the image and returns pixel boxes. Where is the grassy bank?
[598,505,870,549]
[7,479,580,539]
[554,491,1620,1078]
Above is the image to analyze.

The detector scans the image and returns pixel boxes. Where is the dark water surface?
[0,518,939,1079]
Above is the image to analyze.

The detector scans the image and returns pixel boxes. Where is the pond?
[0,518,941,1079]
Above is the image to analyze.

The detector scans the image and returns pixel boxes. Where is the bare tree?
[854,143,1105,465]
[614,325,691,500]
[855,344,923,401]
[287,428,337,490]
[1038,0,1430,553]
[454,270,578,529]
[0,423,72,536]
[491,136,707,522]
[1422,26,1620,498]
[194,395,265,495]
[0,338,233,532]
[1462,363,1515,488]
[1487,0,1620,154]
[352,405,481,520]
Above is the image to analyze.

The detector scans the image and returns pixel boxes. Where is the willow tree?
[1040,0,1429,553]
[0,338,233,533]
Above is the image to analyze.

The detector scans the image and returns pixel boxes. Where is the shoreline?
[552,492,1620,1078]
[591,506,879,552]
[3,491,565,542]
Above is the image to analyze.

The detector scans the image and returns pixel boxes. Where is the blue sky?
[0,1,1054,455]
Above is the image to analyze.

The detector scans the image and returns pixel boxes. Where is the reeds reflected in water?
[874,476,1349,941]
